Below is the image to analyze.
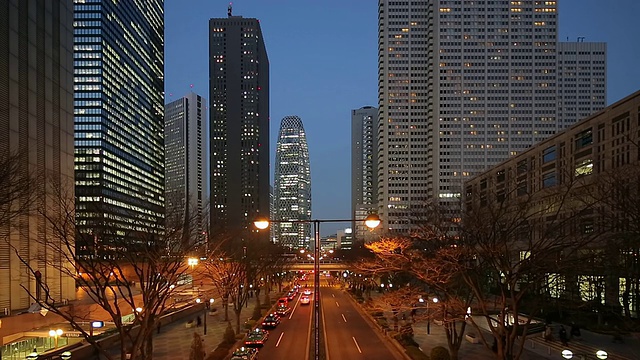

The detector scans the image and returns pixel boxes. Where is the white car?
[300,295,311,305]
[303,288,312,296]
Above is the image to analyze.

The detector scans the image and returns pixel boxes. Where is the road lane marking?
[335,302,340,307]
[276,332,285,347]
[332,294,335,298]
[341,314,347,322]
[289,296,301,319]
[352,337,362,353]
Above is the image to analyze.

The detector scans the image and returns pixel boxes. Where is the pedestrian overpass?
[286,261,348,271]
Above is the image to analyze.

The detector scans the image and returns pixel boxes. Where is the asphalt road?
[258,291,312,360]
[322,284,402,360]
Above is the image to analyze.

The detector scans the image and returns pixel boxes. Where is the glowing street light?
[253,214,381,360]
[49,329,63,348]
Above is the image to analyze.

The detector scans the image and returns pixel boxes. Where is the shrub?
[370,311,384,318]
[376,318,389,329]
[223,322,236,345]
[430,346,450,360]
[405,345,429,360]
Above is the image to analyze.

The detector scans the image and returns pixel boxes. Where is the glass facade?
[74,0,165,257]
[273,116,312,249]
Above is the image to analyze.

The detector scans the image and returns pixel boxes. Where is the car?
[276,304,291,316]
[261,313,281,328]
[277,297,289,306]
[303,288,312,296]
[245,328,269,347]
[231,346,259,360]
[286,291,297,301]
[300,295,311,305]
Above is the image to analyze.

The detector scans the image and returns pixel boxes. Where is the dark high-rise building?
[165,93,208,248]
[209,14,269,241]
[273,115,311,249]
[0,0,76,310]
[74,0,165,256]
[351,106,378,242]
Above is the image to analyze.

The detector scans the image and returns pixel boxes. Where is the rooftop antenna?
[228,2,232,17]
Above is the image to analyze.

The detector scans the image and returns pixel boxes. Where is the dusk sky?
[165,0,640,236]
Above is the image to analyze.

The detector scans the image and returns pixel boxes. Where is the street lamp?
[253,214,381,360]
[424,297,438,335]
[188,257,199,289]
[562,349,608,359]
[60,351,72,360]
[26,350,38,360]
[49,328,63,348]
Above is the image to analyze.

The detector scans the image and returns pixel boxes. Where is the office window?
[542,145,556,163]
[574,128,593,150]
[574,158,593,176]
[542,171,556,188]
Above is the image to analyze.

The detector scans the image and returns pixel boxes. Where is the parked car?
[245,328,269,347]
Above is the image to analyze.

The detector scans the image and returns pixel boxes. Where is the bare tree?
[0,150,40,226]
[456,172,603,360]
[10,178,199,360]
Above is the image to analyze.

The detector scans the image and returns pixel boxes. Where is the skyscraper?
[273,116,312,249]
[377,0,606,234]
[74,0,165,255]
[351,106,378,241]
[209,14,269,241]
[0,0,76,310]
[165,92,209,247]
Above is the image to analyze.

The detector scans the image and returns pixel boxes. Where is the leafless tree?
[10,178,199,360]
[456,170,603,360]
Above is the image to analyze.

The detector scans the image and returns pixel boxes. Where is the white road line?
[335,301,340,307]
[341,314,347,322]
[331,294,335,297]
[352,336,362,353]
[289,297,301,319]
[275,332,285,347]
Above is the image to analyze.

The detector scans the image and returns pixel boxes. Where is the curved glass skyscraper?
[273,116,311,249]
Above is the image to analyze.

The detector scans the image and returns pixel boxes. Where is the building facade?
[377,0,606,234]
[209,15,269,241]
[464,90,640,318]
[74,0,165,256]
[165,93,208,248]
[273,116,312,249]
[351,106,378,242]
[0,0,76,311]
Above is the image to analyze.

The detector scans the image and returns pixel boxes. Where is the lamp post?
[188,258,199,289]
[562,349,608,360]
[49,329,63,349]
[254,214,381,360]
[423,297,438,335]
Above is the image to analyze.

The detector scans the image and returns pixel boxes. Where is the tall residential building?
[351,106,378,241]
[209,15,269,241]
[273,116,312,249]
[0,0,76,310]
[74,0,165,255]
[165,93,209,248]
[377,0,606,234]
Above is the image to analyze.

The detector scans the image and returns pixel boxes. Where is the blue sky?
[165,0,640,236]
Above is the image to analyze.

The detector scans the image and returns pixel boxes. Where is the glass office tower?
[74,0,165,256]
[273,116,312,249]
